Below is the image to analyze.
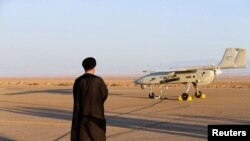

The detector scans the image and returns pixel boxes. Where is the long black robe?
[71,73,108,141]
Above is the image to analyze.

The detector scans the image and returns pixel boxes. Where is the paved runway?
[0,86,250,141]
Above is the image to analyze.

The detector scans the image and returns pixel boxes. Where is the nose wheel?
[148,92,155,99]
[147,85,166,99]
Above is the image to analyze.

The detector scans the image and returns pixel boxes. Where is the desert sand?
[0,75,250,141]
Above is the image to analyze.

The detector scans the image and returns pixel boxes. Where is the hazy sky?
[1,0,250,77]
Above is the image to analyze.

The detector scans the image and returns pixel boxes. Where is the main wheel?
[195,91,202,98]
[148,92,155,99]
[181,93,189,100]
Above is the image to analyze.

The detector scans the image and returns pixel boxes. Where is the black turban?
[82,57,96,71]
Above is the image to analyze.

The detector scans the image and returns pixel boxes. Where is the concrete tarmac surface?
[0,86,250,141]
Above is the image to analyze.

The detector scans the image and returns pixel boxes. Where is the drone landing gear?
[148,92,155,99]
[178,83,193,101]
[148,86,165,99]
[193,82,206,99]
[178,82,206,101]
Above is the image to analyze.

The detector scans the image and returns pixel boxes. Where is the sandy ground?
[0,77,250,141]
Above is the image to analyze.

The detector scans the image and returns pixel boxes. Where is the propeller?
[214,68,222,78]
[211,58,222,78]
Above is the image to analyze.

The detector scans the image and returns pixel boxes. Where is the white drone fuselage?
[135,48,247,100]
[135,69,216,88]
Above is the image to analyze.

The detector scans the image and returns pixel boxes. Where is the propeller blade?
[214,69,222,78]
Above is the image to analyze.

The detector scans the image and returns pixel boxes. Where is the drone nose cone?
[135,77,144,84]
[135,79,141,84]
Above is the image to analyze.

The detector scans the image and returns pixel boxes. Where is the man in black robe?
[71,57,108,141]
